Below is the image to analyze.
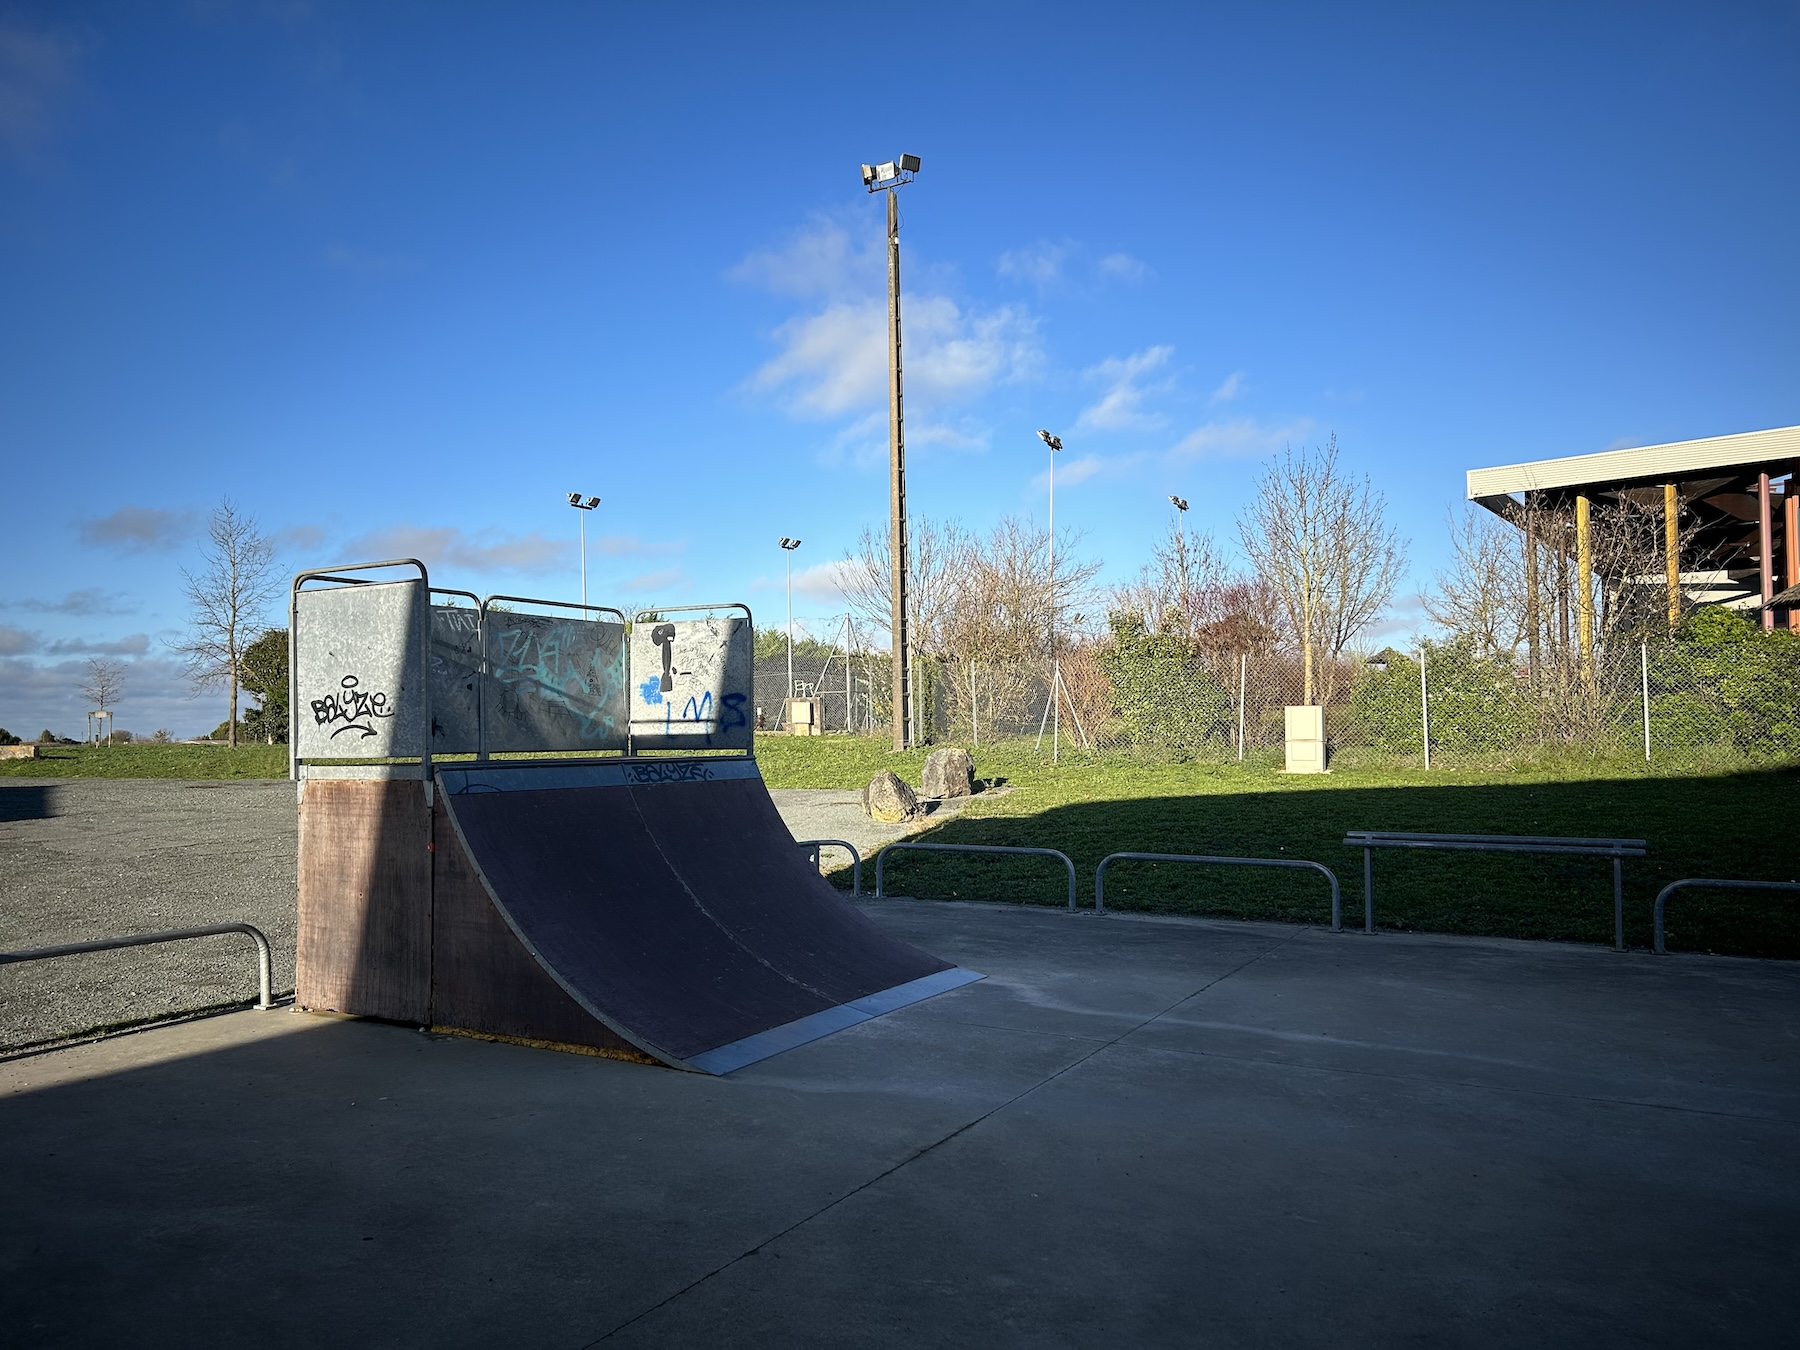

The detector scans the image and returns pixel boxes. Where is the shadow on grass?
[854,766,1800,959]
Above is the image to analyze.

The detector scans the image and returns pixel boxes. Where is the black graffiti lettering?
[626,761,715,784]
[310,675,396,740]
[651,623,677,692]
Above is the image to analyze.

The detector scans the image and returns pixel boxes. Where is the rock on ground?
[921,747,975,800]
[862,770,919,824]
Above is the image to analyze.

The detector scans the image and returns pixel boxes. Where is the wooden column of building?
[1663,483,1681,630]
[1523,504,1541,677]
[1575,493,1594,678]
[1759,471,1775,632]
[1786,476,1798,631]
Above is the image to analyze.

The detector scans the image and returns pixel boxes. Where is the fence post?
[1237,651,1247,763]
[1419,645,1431,769]
[1640,641,1651,762]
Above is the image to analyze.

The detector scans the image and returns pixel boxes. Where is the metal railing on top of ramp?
[1653,878,1800,955]
[1095,853,1343,931]
[875,842,1078,910]
[796,839,863,896]
[0,923,275,1010]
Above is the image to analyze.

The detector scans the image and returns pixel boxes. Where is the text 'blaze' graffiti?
[310,675,396,739]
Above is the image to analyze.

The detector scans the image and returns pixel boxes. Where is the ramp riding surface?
[435,759,977,1071]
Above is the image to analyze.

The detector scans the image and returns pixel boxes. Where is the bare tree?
[1115,518,1288,661]
[1424,505,1525,659]
[172,499,278,748]
[79,658,126,717]
[1237,435,1407,704]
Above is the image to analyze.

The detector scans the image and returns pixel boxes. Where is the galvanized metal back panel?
[429,605,482,754]
[629,616,752,750]
[295,581,429,759]
[484,610,628,753]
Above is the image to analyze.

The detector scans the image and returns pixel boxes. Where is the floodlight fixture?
[567,491,601,607]
[1169,495,1189,512]
[568,493,599,511]
[860,153,920,193]
[1037,429,1063,452]
[779,537,801,551]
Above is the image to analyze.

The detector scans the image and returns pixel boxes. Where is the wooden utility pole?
[886,185,910,751]
[1575,493,1594,681]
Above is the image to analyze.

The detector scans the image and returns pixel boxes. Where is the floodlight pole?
[568,493,600,608]
[886,184,910,751]
[780,538,802,701]
[1049,436,1057,762]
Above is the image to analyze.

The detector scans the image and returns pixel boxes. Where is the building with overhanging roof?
[1463,426,1797,677]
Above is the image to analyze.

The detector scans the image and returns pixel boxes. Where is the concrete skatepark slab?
[3,900,1795,1348]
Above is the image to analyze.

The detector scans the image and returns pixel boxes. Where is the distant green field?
[0,743,287,779]
[5,734,1793,957]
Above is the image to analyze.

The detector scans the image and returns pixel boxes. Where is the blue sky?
[2,2,1796,736]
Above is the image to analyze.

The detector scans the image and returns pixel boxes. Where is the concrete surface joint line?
[874,841,1078,909]
[1095,852,1342,931]
[1654,878,1800,955]
[0,923,274,1011]
[794,839,862,895]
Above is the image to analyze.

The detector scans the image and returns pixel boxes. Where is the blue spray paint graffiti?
[490,618,625,743]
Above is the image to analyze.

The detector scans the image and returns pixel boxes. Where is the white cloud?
[46,633,152,657]
[270,524,328,554]
[618,567,690,595]
[790,559,856,602]
[0,624,37,655]
[745,294,1040,422]
[340,524,570,575]
[1209,371,1246,403]
[0,654,206,740]
[1098,252,1150,282]
[737,219,1043,438]
[0,18,79,164]
[7,588,133,616]
[997,241,1072,286]
[1074,346,1175,432]
[595,534,683,558]
[1167,416,1316,461]
[77,505,197,553]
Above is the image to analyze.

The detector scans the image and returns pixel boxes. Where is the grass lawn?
[756,736,1800,960]
[7,735,1795,958]
[0,743,288,779]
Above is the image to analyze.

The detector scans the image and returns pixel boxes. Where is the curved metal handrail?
[874,841,1078,910]
[1095,852,1342,931]
[796,838,863,896]
[0,923,275,1010]
[1653,878,1800,955]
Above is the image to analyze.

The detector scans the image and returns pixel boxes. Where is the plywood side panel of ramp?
[434,760,978,1072]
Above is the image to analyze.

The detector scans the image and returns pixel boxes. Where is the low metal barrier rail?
[0,923,275,1010]
[1344,832,1647,949]
[1653,878,1800,955]
[874,842,1078,910]
[1095,853,1343,931]
[796,838,863,896]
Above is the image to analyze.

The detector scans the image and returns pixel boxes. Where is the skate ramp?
[435,759,980,1072]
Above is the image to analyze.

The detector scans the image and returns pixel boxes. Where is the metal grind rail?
[875,842,1079,910]
[1095,853,1344,931]
[1345,832,1647,949]
[796,839,863,896]
[1653,879,1800,955]
[0,923,275,1010]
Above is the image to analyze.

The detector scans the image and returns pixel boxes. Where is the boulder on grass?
[863,770,919,823]
[921,746,976,800]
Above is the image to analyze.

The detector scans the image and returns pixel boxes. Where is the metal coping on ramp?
[686,969,985,1074]
[434,757,982,1074]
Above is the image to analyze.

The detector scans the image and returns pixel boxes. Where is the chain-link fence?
[765,630,1800,768]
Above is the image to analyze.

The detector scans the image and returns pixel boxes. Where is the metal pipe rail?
[796,838,863,897]
[1344,831,1647,949]
[1653,878,1800,955]
[874,842,1078,910]
[1095,853,1343,931]
[0,923,275,1010]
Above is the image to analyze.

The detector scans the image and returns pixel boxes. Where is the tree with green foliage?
[1096,612,1235,752]
[1655,607,1800,755]
[239,627,290,743]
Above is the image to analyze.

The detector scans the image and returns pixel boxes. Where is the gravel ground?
[0,779,298,1052]
[0,778,956,1053]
